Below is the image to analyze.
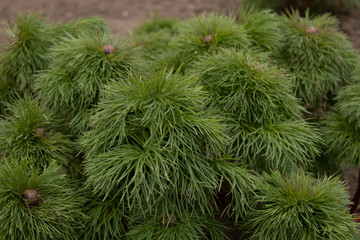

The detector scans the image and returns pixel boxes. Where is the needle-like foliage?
[242,0,360,13]
[0,14,108,115]
[192,48,321,172]
[336,82,360,129]
[81,196,127,240]
[192,48,302,123]
[170,12,251,70]
[213,159,258,222]
[82,69,256,224]
[130,15,182,71]
[82,69,226,209]
[0,159,86,240]
[35,30,141,135]
[245,171,357,240]
[321,111,360,167]
[127,211,228,240]
[132,29,177,70]
[231,119,321,172]
[237,6,283,53]
[133,14,179,36]
[0,96,73,168]
[0,13,52,92]
[81,69,226,159]
[278,10,359,107]
[1,10,356,239]
[321,83,360,167]
[53,16,107,38]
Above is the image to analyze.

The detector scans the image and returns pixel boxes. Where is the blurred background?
[0,0,240,46]
[1,0,360,48]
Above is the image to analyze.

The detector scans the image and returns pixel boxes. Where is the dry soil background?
[1,0,360,198]
[0,0,241,46]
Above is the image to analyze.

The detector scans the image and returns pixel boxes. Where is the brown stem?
[350,167,360,214]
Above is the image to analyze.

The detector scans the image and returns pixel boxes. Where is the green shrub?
[0,160,85,240]
[245,171,357,240]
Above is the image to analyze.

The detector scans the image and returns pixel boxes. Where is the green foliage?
[320,83,360,168]
[132,30,175,70]
[81,69,226,159]
[82,69,224,208]
[321,111,360,167]
[336,83,360,129]
[0,10,358,240]
[127,211,228,240]
[0,96,73,167]
[231,120,321,172]
[242,0,360,13]
[278,10,359,106]
[0,13,53,99]
[192,48,320,172]
[213,159,258,222]
[0,14,108,115]
[0,159,85,240]
[133,14,179,35]
[82,69,256,224]
[35,31,141,135]
[171,12,251,70]
[131,15,182,71]
[192,48,302,123]
[237,6,283,52]
[53,16,107,38]
[245,171,357,240]
[82,197,127,240]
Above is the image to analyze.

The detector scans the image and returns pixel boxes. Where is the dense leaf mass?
[0,10,359,240]
[0,96,73,167]
[192,48,321,172]
[172,13,251,69]
[82,69,255,216]
[278,11,359,106]
[0,160,85,240]
[0,13,52,92]
[246,171,356,240]
[35,31,141,134]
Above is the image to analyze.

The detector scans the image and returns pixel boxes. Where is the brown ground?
[0,0,241,47]
[1,0,360,201]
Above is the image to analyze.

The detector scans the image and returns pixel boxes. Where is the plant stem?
[350,167,360,214]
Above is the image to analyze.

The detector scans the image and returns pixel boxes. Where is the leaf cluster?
[0,159,85,240]
[127,211,228,240]
[170,12,251,70]
[277,10,359,106]
[0,96,73,168]
[321,83,360,167]
[35,31,141,134]
[82,69,257,234]
[0,13,108,116]
[321,111,360,167]
[242,0,360,14]
[245,171,357,240]
[192,48,321,172]
[0,13,52,92]
[237,6,283,52]
[81,196,128,240]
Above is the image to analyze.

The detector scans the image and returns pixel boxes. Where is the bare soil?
[0,0,241,46]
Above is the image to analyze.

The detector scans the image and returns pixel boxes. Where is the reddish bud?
[22,189,41,207]
[306,26,317,34]
[103,45,115,55]
[203,34,213,44]
[162,214,177,226]
[34,128,46,138]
